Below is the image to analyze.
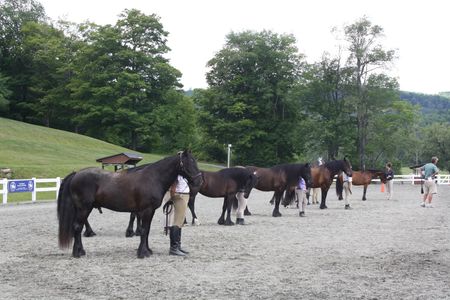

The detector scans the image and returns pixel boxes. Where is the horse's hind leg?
[244,205,252,216]
[73,209,91,257]
[188,195,200,225]
[320,188,328,209]
[362,186,367,201]
[83,219,96,237]
[125,213,136,237]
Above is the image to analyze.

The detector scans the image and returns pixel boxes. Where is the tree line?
[1,0,448,172]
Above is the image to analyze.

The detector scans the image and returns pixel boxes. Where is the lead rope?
[163,199,174,236]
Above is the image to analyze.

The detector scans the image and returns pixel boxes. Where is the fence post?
[31,177,36,202]
[56,177,61,200]
[2,178,7,204]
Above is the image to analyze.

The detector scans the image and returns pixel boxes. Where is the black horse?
[57,150,202,258]
[245,163,312,217]
[186,167,258,226]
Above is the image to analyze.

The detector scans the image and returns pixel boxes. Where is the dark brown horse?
[187,167,258,226]
[336,169,387,201]
[307,158,353,209]
[57,150,202,258]
[245,163,312,217]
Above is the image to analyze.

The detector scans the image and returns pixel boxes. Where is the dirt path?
[0,184,449,299]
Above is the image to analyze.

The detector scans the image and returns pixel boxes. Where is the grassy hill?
[0,117,216,179]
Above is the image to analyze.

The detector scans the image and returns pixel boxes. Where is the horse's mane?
[125,154,179,174]
[219,167,250,180]
[324,160,347,173]
[126,163,153,173]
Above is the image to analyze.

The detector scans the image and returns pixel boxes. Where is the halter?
[177,151,202,183]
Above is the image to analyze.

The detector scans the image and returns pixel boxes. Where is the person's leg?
[344,182,351,209]
[169,194,189,256]
[236,192,247,225]
[299,190,307,216]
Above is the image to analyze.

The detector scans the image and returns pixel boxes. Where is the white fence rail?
[0,174,448,205]
[375,174,450,185]
[1,177,61,204]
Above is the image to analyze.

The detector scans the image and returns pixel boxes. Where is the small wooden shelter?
[96,152,143,171]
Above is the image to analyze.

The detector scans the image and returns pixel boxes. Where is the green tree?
[0,72,11,112]
[299,54,355,161]
[0,0,46,121]
[199,30,305,166]
[343,16,396,169]
[20,21,76,127]
[421,123,450,172]
[69,10,182,151]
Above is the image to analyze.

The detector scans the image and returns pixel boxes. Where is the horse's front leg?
[83,219,96,237]
[272,191,283,217]
[137,209,153,258]
[224,195,235,226]
[217,198,227,225]
[362,185,367,201]
[320,187,328,209]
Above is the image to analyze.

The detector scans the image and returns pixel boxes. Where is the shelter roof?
[96,152,143,166]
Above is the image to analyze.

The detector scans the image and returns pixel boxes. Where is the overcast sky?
[39,0,449,95]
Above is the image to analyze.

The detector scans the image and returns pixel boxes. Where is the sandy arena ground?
[0,183,449,299]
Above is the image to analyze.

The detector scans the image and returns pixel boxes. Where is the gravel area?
[0,183,449,299]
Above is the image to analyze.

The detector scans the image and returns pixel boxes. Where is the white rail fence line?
[1,177,61,204]
[0,175,449,205]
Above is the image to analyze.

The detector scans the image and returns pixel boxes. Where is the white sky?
[39,0,449,94]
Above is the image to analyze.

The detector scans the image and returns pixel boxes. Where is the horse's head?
[302,163,313,188]
[343,157,353,177]
[243,171,259,199]
[379,171,388,184]
[178,150,203,189]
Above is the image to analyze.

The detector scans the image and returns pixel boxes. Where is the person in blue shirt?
[420,157,439,208]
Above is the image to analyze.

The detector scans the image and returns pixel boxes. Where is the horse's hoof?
[125,231,135,238]
[362,198,367,201]
[217,218,225,225]
[338,197,343,201]
[272,212,282,217]
[320,205,327,209]
[244,210,252,216]
[225,221,235,226]
[84,231,96,237]
[193,218,201,226]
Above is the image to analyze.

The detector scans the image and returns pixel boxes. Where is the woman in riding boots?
[166,175,190,256]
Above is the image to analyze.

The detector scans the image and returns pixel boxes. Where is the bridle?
[178,151,202,183]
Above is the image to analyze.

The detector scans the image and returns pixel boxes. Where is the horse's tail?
[232,195,239,210]
[282,188,296,207]
[336,174,343,199]
[57,172,77,249]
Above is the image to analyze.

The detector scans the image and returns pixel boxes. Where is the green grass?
[0,117,219,203]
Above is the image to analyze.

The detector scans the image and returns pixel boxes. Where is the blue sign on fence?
[8,180,34,193]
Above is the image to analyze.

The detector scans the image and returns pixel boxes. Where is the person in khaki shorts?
[420,156,439,208]
[164,175,190,256]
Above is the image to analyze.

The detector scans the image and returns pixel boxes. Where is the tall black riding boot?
[169,226,186,256]
[178,227,189,255]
